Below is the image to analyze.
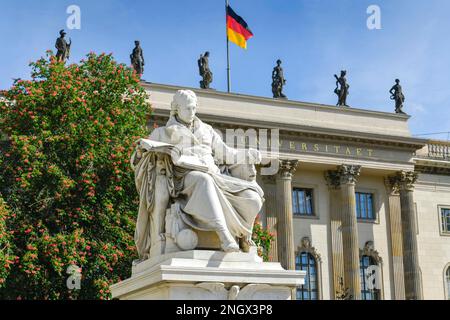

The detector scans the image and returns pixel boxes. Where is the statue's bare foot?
[217,229,240,253]
[239,237,250,253]
[239,237,257,253]
[222,242,240,253]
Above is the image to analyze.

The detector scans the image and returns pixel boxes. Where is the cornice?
[150,110,426,151]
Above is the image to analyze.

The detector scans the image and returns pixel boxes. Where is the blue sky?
[1,0,450,139]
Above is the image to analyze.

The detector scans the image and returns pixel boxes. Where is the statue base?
[110,249,306,300]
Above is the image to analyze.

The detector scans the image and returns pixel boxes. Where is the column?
[275,159,299,270]
[324,170,345,299]
[262,175,278,262]
[395,171,423,300]
[327,165,361,300]
[384,177,406,300]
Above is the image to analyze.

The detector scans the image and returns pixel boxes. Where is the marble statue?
[198,52,213,89]
[271,59,287,99]
[131,90,264,261]
[334,70,349,107]
[390,79,406,114]
[55,29,71,63]
[130,40,145,76]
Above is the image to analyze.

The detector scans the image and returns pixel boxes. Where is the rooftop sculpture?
[390,79,406,114]
[130,40,145,77]
[334,70,350,107]
[272,59,287,99]
[198,51,213,89]
[55,29,71,63]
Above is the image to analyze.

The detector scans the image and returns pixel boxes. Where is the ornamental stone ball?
[175,229,199,251]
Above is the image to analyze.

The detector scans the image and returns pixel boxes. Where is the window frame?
[359,255,382,300]
[438,205,450,236]
[295,252,319,300]
[292,187,317,218]
[355,188,380,223]
[355,191,376,222]
[444,264,450,300]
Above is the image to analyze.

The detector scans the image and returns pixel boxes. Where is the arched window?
[296,252,318,300]
[295,237,322,300]
[445,266,450,300]
[360,255,380,300]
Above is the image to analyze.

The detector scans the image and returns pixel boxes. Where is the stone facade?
[142,82,450,300]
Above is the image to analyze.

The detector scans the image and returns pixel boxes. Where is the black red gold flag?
[226,5,253,49]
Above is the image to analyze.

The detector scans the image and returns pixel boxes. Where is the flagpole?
[225,0,231,93]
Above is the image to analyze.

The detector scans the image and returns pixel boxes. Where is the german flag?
[226,5,253,49]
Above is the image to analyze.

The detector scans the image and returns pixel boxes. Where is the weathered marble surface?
[132,90,265,261]
[111,250,305,300]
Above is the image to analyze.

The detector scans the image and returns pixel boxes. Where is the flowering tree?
[0,197,14,289]
[252,216,275,262]
[0,52,151,299]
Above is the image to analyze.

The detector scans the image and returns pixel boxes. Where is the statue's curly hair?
[170,90,198,117]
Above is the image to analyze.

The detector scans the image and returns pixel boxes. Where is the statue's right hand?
[136,144,145,157]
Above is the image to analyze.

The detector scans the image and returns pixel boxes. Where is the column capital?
[390,171,418,191]
[324,170,341,189]
[277,159,299,179]
[325,164,361,187]
[385,176,400,195]
[337,165,361,185]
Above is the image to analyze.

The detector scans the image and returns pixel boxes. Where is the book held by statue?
[138,138,209,172]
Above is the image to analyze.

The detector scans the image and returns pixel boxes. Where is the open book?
[138,138,209,172]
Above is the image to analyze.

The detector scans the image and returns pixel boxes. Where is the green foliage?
[252,216,274,262]
[0,52,151,299]
[0,197,14,289]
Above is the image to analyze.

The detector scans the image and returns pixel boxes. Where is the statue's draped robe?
[132,116,264,259]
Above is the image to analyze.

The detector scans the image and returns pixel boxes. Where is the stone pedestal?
[111,249,306,300]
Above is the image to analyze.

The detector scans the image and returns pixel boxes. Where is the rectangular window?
[292,188,314,216]
[441,207,450,234]
[356,192,375,220]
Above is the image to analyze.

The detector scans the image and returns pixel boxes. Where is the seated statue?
[131,90,265,261]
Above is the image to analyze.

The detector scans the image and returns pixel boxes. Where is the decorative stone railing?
[416,140,450,160]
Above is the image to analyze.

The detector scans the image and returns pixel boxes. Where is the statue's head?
[135,40,140,46]
[277,59,282,65]
[395,79,400,84]
[59,29,66,37]
[341,70,346,76]
[205,51,210,57]
[171,90,198,124]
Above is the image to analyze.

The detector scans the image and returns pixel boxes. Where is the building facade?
[144,82,450,300]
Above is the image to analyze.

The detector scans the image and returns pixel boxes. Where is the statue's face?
[177,96,197,123]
